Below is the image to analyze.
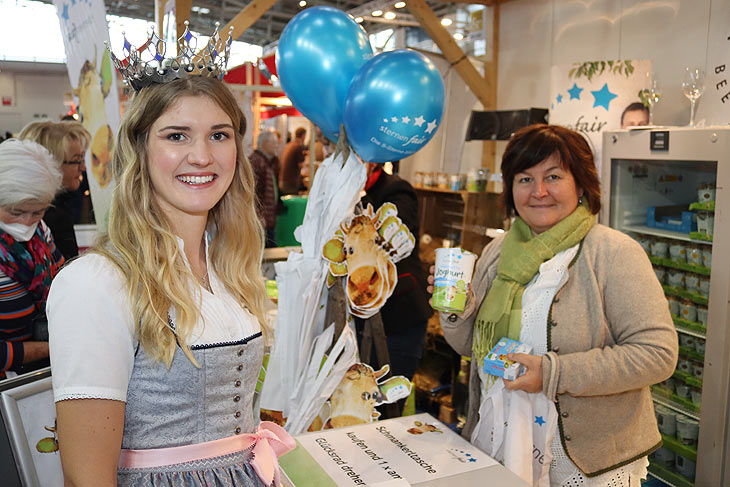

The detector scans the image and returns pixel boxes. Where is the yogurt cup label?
[432,248,477,313]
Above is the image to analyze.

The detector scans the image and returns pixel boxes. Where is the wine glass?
[646,73,662,125]
[682,67,705,127]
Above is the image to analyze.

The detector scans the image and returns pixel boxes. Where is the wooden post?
[154,0,165,37]
[175,0,192,39]
[483,4,500,191]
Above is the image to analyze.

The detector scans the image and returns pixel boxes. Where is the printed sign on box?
[279,413,512,486]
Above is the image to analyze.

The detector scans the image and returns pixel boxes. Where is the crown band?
[106,21,234,91]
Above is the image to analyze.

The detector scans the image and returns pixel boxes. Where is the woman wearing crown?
[46,29,294,486]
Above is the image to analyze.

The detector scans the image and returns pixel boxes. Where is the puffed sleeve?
[48,253,136,403]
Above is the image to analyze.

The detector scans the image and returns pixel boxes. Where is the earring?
[578,196,584,204]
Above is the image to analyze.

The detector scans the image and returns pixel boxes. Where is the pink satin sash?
[118,421,295,486]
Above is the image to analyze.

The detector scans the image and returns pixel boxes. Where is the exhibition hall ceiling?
[38,0,458,47]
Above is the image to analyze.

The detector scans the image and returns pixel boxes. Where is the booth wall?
[0,62,71,135]
[498,0,712,127]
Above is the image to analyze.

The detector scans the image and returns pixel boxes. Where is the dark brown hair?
[500,124,601,218]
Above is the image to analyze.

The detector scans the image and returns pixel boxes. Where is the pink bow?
[249,421,296,486]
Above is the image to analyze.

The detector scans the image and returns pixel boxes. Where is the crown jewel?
[106,21,234,91]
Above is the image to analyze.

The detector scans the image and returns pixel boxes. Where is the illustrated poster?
[549,60,651,175]
[53,0,121,230]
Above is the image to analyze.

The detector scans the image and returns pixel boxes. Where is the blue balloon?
[276,7,373,141]
[344,50,445,163]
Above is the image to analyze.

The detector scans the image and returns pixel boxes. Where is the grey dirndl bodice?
[118,330,267,487]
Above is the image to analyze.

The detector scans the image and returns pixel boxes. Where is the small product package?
[483,337,533,381]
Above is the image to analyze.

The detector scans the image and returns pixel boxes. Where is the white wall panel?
[620,0,711,126]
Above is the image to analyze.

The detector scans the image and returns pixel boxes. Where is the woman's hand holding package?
[503,353,543,393]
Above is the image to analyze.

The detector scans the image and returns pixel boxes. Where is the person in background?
[19,120,91,259]
[620,102,650,128]
[249,130,281,247]
[428,124,677,486]
[0,139,64,377]
[279,127,307,194]
[358,161,433,381]
[47,76,292,485]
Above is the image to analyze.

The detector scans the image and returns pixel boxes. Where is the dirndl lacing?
[118,421,295,486]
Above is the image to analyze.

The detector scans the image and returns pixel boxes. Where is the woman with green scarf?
[428,125,677,486]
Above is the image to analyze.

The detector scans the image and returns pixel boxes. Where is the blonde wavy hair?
[19,120,91,164]
[94,76,267,367]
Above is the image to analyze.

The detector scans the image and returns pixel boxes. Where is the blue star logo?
[61,3,70,21]
[535,416,546,426]
[469,458,477,462]
[556,93,563,104]
[591,83,618,111]
[567,82,583,100]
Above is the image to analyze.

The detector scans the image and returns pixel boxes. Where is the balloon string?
[333,123,350,168]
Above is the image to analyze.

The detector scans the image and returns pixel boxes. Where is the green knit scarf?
[473,202,595,365]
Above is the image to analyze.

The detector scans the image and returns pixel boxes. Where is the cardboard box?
[483,338,533,381]
[279,413,529,486]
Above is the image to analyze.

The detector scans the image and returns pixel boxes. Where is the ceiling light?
[299,1,307,6]
[453,32,464,40]
[372,10,383,16]
[384,11,396,20]
[441,18,452,26]
[394,2,406,8]
[355,16,364,23]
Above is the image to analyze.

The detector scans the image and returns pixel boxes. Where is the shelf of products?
[648,463,695,487]
[649,256,710,276]
[623,225,713,245]
[652,392,700,421]
[415,187,503,256]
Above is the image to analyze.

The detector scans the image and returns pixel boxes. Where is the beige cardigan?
[441,224,678,477]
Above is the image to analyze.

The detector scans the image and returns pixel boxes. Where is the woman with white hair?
[19,120,91,259]
[0,138,64,377]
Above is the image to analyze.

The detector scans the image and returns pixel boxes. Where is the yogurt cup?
[669,243,686,262]
[679,300,697,322]
[432,248,477,313]
[702,248,712,268]
[687,246,702,266]
[697,305,708,327]
[650,239,669,258]
[653,267,666,284]
[685,273,700,294]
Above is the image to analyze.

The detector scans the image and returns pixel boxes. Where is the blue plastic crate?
[646,206,695,234]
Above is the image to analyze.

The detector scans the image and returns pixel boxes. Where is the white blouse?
[47,239,260,403]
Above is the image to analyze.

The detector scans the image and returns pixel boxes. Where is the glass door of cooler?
[601,127,730,487]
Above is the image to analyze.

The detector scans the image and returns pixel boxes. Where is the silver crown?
[106,21,234,91]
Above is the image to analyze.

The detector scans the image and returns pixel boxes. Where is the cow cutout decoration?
[308,363,412,431]
[322,202,415,318]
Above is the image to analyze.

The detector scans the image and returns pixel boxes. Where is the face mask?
[0,221,39,242]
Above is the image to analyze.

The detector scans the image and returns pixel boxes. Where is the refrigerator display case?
[601,127,730,487]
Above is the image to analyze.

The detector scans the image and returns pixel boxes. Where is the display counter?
[279,413,529,487]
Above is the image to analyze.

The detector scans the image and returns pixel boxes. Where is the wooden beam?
[220,0,278,41]
[154,0,165,37]
[436,0,497,4]
[407,0,492,108]
[483,4,500,187]
[176,0,193,39]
